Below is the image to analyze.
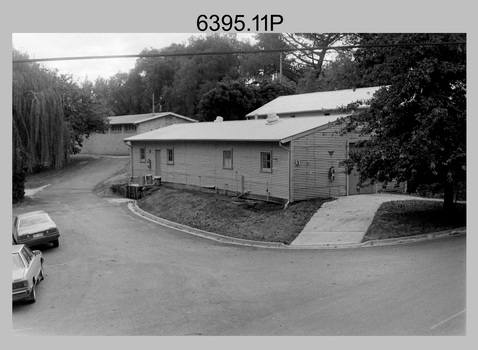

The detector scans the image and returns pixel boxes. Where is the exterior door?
[155,150,161,176]
[348,167,374,195]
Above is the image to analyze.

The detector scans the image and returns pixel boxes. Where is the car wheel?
[27,282,37,303]
[52,239,59,248]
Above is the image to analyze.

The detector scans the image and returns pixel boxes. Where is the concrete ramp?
[291,194,436,246]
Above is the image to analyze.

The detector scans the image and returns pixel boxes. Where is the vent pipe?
[265,113,281,125]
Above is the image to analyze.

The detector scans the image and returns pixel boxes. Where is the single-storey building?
[124,114,388,203]
[81,112,197,156]
[245,86,382,120]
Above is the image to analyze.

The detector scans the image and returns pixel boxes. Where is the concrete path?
[291,194,438,247]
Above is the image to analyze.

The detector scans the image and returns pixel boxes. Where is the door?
[348,167,374,195]
[155,150,161,176]
[347,143,374,195]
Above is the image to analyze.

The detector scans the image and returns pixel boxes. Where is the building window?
[124,124,136,133]
[260,152,272,172]
[140,148,146,163]
[111,124,122,133]
[167,148,174,165]
[223,150,233,169]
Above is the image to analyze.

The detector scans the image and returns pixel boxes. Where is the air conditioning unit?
[144,174,153,185]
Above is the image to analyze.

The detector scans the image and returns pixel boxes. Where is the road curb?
[128,202,288,249]
[128,201,466,250]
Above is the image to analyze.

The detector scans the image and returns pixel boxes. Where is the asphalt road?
[12,156,466,336]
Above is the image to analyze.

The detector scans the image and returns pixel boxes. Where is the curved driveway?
[12,156,466,336]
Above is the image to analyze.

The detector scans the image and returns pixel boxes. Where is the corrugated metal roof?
[124,114,348,143]
[108,112,197,125]
[246,86,382,117]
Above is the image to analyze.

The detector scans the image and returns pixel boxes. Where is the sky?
[12,33,255,82]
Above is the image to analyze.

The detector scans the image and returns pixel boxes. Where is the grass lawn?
[136,185,332,245]
[363,199,466,241]
[136,185,466,245]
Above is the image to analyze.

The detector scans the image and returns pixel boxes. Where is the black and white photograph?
[6,0,472,344]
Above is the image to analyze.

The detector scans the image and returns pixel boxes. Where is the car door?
[21,246,33,283]
[22,246,40,281]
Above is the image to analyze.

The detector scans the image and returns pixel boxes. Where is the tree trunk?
[443,181,455,212]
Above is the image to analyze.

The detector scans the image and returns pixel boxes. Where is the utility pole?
[279,52,283,83]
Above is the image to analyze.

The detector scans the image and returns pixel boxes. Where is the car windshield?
[19,214,51,228]
[12,253,25,270]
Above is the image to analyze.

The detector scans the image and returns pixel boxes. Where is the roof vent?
[214,116,224,122]
[265,113,281,125]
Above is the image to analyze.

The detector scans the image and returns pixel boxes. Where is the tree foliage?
[12,49,110,202]
[239,34,291,82]
[197,79,294,121]
[12,54,71,173]
[297,50,365,92]
[281,33,351,91]
[339,33,466,210]
[93,33,364,120]
[60,78,111,152]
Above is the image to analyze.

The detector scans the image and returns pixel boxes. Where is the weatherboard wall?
[129,124,382,202]
[81,115,194,156]
[290,124,368,201]
[135,115,193,134]
[130,140,290,201]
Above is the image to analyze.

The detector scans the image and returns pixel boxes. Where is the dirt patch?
[137,186,332,245]
[364,200,466,241]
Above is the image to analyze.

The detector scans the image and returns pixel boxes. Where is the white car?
[12,244,44,303]
[13,210,60,248]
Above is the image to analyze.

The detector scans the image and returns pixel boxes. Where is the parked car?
[13,210,60,248]
[12,244,44,303]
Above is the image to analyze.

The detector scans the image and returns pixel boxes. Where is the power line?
[12,41,466,64]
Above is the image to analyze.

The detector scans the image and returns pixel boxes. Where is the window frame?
[167,148,174,165]
[260,151,272,172]
[140,147,146,163]
[223,149,233,169]
[111,124,122,133]
[124,124,136,133]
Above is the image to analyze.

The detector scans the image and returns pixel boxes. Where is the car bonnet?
[12,267,27,281]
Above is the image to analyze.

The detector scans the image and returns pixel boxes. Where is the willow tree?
[12,51,72,201]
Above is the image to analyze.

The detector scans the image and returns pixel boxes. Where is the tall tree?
[196,79,258,121]
[12,49,111,202]
[197,79,295,121]
[61,78,110,152]
[281,33,349,90]
[162,34,243,118]
[340,33,466,211]
[240,34,291,82]
[12,51,71,173]
[297,50,364,92]
[12,51,71,202]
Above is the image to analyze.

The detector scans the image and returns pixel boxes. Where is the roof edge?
[280,117,350,143]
